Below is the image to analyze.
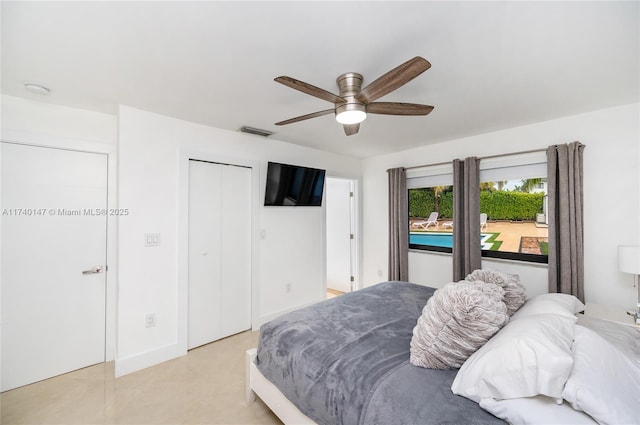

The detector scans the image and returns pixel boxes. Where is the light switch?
[145,233,161,247]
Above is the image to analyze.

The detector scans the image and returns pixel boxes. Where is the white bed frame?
[245,348,316,424]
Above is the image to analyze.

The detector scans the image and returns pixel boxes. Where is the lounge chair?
[412,212,439,229]
[480,213,488,230]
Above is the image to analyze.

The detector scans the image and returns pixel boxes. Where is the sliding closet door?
[219,164,251,336]
[188,161,222,349]
[188,160,251,349]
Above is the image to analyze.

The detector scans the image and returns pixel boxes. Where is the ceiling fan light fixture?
[335,103,366,125]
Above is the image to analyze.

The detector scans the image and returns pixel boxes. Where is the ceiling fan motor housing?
[336,72,363,97]
[335,72,366,121]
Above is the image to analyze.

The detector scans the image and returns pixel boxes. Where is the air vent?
[240,126,273,137]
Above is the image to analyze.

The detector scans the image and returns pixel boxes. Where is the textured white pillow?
[465,268,526,315]
[511,292,585,321]
[451,314,575,403]
[562,325,640,425]
[479,396,597,425]
[410,281,509,369]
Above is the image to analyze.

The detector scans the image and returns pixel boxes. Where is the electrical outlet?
[286,282,292,293]
[378,269,383,277]
[145,313,156,328]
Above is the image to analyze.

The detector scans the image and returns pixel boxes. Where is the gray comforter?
[256,281,504,425]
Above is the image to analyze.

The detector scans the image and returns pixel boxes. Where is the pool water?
[410,232,495,249]
[410,232,455,248]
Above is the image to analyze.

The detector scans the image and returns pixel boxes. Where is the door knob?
[82,266,104,275]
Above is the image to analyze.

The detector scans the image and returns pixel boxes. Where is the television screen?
[264,162,326,206]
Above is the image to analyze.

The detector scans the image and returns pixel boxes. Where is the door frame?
[324,176,361,294]
[177,150,260,354]
[0,134,117,364]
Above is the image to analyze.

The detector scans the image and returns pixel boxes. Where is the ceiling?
[2,1,638,158]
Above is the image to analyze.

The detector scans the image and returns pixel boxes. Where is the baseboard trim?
[115,343,186,377]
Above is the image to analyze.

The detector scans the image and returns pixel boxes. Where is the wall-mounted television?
[264,162,326,206]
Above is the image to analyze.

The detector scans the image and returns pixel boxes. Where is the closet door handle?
[82,266,104,275]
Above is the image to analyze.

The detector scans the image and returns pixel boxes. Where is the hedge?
[408,188,435,218]
[409,189,544,221]
[439,192,454,218]
[480,191,544,220]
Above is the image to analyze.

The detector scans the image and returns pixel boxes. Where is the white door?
[1,143,108,391]
[218,164,252,337]
[326,178,354,293]
[188,160,251,349]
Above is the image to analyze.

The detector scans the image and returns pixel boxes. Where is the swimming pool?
[410,232,455,248]
[410,232,495,249]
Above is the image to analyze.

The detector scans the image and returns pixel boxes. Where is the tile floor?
[1,330,282,425]
[326,288,345,299]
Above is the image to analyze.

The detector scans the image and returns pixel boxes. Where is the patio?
[409,219,548,254]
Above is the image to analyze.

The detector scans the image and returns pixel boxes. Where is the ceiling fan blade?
[355,57,431,104]
[367,102,434,116]
[343,123,360,136]
[275,76,346,105]
[275,109,334,126]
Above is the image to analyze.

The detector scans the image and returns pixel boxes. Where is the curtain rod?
[404,147,548,171]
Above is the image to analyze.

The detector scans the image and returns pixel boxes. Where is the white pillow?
[479,396,597,425]
[577,315,640,363]
[451,314,575,403]
[511,292,585,321]
[562,325,640,425]
[410,281,509,369]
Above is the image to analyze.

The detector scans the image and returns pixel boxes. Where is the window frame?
[407,152,549,264]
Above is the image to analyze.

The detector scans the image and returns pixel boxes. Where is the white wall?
[362,103,640,313]
[1,95,117,146]
[116,105,361,376]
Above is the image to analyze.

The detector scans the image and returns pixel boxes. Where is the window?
[408,164,454,254]
[409,184,454,252]
[408,152,548,263]
[479,152,547,263]
[477,178,548,263]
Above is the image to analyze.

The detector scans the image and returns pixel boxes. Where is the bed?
[246,280,640,425]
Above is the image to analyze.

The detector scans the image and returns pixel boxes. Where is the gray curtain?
[388,167,408,281]
[453,157,481,281]
[547,142,585,302]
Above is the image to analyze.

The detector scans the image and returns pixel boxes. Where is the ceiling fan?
[274,56,434,136]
